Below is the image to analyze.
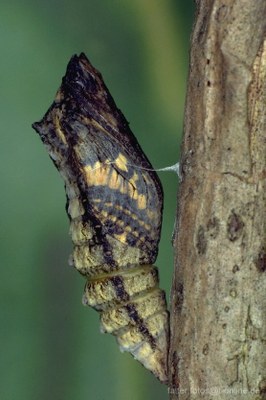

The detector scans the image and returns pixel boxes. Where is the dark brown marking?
[174,282,184,313]
[259,378,266,395]
[232,264,240,273]
[170,350,179,390]
[255,248,266,272]
[125,303,156,349]
[110,275,130,302]
[196,225,207,255]
[227,210,244,241]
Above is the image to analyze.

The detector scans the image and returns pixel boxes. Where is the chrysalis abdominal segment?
[33,53,169,384]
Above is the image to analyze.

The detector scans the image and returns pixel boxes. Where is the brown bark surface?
[169,1,266,399]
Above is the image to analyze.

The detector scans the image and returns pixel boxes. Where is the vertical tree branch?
[169,1,266,399]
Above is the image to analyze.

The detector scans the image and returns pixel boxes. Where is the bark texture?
[169,1,266,399]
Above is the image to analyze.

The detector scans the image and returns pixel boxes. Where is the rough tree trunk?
[168,1,266,399]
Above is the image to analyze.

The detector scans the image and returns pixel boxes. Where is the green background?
[1,1,194,399]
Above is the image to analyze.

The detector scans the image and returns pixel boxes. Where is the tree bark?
[169,1,266,399]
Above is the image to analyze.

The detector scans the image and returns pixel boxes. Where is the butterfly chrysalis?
[32,53,169,383]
